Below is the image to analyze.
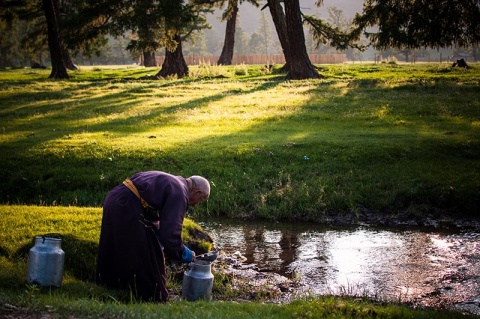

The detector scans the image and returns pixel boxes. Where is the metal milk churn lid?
[27,236,65,287]
[182,251,217,301]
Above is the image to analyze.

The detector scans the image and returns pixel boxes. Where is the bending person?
[96,171,210,302]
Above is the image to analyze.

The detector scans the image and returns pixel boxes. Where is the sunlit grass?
[1,63,479,219]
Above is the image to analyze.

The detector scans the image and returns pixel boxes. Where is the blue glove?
[181,246,194,263]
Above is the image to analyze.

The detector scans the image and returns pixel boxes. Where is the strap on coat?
[123,178,150,209]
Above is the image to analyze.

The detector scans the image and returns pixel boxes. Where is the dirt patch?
[211,251,307,302]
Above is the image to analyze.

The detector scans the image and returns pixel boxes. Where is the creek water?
[198,218,480,313]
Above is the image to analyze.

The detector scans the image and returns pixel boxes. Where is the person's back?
[96,171,191,302]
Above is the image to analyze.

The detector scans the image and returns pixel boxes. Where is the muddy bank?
[210,251,307,302]
[325,207,480,230]
[170,249,480,316]
[208,249,480,316]
[169,251,306,303]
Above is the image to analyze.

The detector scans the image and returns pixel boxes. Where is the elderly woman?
[96,171,210,302]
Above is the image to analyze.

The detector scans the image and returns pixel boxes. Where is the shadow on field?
[0,78,282,149]
[0,79,284,205]
[1,71,479,218]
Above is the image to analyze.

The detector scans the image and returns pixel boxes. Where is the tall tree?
[124,0,166,67]
[42,0,68,79]
[197,0,258,65]
[262,0,363,76]
[157,34,188,77]
[353,0,480,51]
[50,0,123,69]
[154,1,211,78]
[284,0,320,79]
[103,0,212,76]
[217,0,238,65]
[2,0,117,75]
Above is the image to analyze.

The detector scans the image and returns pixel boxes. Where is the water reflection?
[198,218,480,308]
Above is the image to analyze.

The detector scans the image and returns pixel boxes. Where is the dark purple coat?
[96,171,189,302]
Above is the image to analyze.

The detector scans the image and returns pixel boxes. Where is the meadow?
[0,62,479,318]
[1,63,479,224]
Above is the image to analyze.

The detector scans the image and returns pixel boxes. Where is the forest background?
[1,0,475,68]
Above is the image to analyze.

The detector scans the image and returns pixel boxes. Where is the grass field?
[1,63,479,318]
[1,63,479,224]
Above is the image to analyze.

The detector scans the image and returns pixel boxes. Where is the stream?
[198,218,480,314]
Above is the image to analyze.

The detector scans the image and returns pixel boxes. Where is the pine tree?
[284,0,320,79]
[354,0,480,51]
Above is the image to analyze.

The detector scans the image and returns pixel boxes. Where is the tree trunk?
[143,51,157,67]
[266,0,291,72]
[284,0,321,80]
[43,0,69,79]
[156,35,188,78]
[217,2,238,65]
[62,46,77,70]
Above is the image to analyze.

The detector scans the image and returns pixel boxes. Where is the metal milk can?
[27,236,65,287]
[182,252,217,301]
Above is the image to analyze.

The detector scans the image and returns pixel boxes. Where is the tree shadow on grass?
[0,79,285,205]
[1,72,479,218]
[0,78,283,150]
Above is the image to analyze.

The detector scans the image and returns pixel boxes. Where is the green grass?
[1,63,479,317]
[1,63,479,223]
[1,293,476,319]
[0,205,210,284]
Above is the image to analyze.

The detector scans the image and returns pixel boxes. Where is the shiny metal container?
[27,236,65,287]
[182,259,214,301]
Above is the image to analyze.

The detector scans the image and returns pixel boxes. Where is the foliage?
[117,0,211,54]
[354,0,480,50]
[305,5,367,62]
[303,12,365,51]
[0,0,48,68]
[0,64,479,224]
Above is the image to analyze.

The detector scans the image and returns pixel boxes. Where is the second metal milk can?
[27,236,65,287]
[182,253,216,301]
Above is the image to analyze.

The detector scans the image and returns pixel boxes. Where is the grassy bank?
[1,63,479,224]
[2,204,475,318]
[0,206,475,319]
[0,205,211,285]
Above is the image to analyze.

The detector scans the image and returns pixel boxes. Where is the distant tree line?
[1,0,479,79]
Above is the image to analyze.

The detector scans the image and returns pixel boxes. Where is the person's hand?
[181,246,195,263]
